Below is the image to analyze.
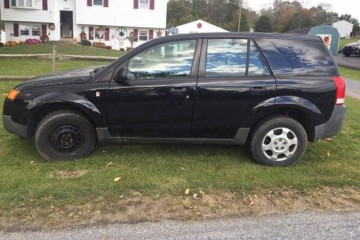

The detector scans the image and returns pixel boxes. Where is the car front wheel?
[35,110,96,161]
[250,117,307,166]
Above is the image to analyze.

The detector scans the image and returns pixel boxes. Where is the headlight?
[7,89,20,101]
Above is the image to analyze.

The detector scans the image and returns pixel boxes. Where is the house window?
[31,25,40,36]
[20,25,30,36]
[139,31,148,41]
[11,0,41,9]
[139,0,149,9]
[94,0,103,6]
[19,24,41,36]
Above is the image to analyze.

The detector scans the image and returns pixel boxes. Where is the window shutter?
[150,0,154,10]
[89,27,94,40]
[149,30,153,40]
[4,0,10,8]
[105,28,110,41]
[133,0,138,9]
[133,29,138,42]
[104,0,108,7]
[42,25,47,36]
[13,23,19,37]
[42,0,48,10]
[87,0,92,6]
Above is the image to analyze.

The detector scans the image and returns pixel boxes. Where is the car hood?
[15,67,96,91]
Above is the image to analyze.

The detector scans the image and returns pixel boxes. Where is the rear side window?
[206,39,269,77]
[259,39,338,76]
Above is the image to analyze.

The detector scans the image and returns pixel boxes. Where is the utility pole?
[237,0,242,32]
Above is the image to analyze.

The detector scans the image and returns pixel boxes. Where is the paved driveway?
[333,54,360,69]
[346,78,360,100]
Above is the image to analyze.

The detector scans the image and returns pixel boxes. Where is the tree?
[255,15,274,32]
[166,0,193,28]
[284,11,312,31]
[240,11,250,31]
[192,0,207,19]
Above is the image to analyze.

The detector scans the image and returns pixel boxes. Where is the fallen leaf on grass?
[107,162,113,166]
[184,188,190,195]
[114,177,121,182]
[327,151,331,157]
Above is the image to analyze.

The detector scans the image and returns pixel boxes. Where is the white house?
[0,0,168,49]
[332,20,353,38]
[174,20,228,34]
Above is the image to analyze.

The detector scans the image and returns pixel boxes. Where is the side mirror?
[114,67,135,84]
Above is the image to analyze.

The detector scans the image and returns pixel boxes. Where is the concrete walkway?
[346,78,360,100]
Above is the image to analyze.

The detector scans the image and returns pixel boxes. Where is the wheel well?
[27,103,97,138]
[248,108,315,143]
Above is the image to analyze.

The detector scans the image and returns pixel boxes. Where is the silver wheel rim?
[261,127,298,162]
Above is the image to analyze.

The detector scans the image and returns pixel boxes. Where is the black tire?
[249,117,307,166]
[343,53,351,57]
[35,110,96,161]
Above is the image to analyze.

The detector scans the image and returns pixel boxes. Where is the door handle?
[170,87,187,94]
[250,86,266,94]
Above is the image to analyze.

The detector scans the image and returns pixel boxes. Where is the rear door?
[192,38,277,139]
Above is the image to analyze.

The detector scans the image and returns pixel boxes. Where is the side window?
[206,39,269,77]
[248,41,270,76]
[128,40,196,79]
[206,39,247,77]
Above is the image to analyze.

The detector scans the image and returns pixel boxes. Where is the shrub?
[41,34,49,43]
[25,38,41,44]
[80,40,92,46]
[0,42,4,47]
[93,42,106,48]
[18,40,26,45]
[105,45,112,49]
[5,41,17,46]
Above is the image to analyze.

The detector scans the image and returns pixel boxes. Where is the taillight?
[332,76,345,105]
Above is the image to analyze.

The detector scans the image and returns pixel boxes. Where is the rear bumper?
[314,105,346,141]
[2,115,29,139]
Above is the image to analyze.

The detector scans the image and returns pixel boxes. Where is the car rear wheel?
[35,110,96,161]
[250,117,307,166]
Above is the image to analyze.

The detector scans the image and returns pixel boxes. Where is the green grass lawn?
[0,80,360,215]
[339,38,359,49]
[0,58,110,76]
[0,41,123,57]
[339,66,360,80]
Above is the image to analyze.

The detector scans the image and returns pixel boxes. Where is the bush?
[0,42,4,47]
[5,41,17,46]
[41,34,49,43]
[80,40,92,46]
[25,38,41,44]
[93,42,106,48]
[105,45,112,49]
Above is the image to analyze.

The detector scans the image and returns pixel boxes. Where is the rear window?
[258,39,338,76]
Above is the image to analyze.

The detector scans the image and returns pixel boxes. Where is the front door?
[60,11,73,38]
[107,39,201,138]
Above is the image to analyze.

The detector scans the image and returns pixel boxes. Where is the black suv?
[3,33,346,166]
[343,40,360,57]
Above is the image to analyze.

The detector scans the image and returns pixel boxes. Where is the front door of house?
[60,11,73,38]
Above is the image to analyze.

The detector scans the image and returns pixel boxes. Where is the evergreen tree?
[255,15,274,32]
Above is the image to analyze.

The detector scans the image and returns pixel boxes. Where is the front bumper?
[314,105,346,141]
[2,115,29,139]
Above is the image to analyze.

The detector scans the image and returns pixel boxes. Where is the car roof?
[156,32,322,42]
